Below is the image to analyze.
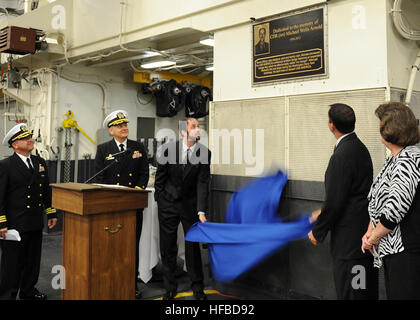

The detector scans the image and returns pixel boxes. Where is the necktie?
[183,148,190,170]
[119,144,125,152]
[27,158,34,173]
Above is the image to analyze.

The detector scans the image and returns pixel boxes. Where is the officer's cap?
[103,110,129,128]
[2,123,33,146]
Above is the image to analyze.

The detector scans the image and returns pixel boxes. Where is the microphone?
[85,148,132,184]
[106,148,131,160]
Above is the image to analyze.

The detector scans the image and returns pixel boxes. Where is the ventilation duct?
[391,0,420,40]
[391,0,420,105]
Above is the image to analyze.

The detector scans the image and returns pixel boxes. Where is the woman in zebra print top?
[361,102,420,299]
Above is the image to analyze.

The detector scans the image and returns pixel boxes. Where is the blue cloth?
[225,171,288,224]
[185,171,313,283]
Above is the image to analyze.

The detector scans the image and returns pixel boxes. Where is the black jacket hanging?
[184,84,212,119]
[153,79,185,117]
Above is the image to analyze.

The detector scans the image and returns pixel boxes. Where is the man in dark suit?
[155,118,211,300]
[94,110,149,299]
[255,27,269,55]
[0,123,57,300]
[308,103,378,300]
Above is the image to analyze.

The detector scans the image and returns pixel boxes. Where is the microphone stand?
[84,158,119,184]
[84,148,130,184]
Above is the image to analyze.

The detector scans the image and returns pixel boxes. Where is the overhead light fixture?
[200,36,214,47]
[141,50,162,58]
[45,37,58,44]
[205,65,214,71]
[140,60,176,69]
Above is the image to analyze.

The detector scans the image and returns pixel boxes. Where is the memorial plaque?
[252,7,327,85]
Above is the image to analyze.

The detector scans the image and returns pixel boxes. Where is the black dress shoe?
[20,292,48,300]
[163,291,176,300]
[193,291,207,300]
[135,290,142,300]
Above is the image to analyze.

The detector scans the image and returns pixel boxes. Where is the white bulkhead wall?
[38,0,331,159]
[56,65,156,160]
[2,0,419,161]
[69,0,327,58]
[1,0,328,63]
[214,0,391,101]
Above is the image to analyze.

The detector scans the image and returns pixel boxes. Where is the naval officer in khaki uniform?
[94,110,149,299]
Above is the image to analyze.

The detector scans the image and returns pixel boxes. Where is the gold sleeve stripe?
[45,208,57,214]
[0,216,7,223]
[135,186,145,190]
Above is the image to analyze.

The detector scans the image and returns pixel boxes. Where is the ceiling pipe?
[391,0,420,105]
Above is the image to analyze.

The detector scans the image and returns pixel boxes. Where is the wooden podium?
[51,183,149,300]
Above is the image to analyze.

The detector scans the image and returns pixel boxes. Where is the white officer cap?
[103,110,129,128]
[2,123,33,146]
